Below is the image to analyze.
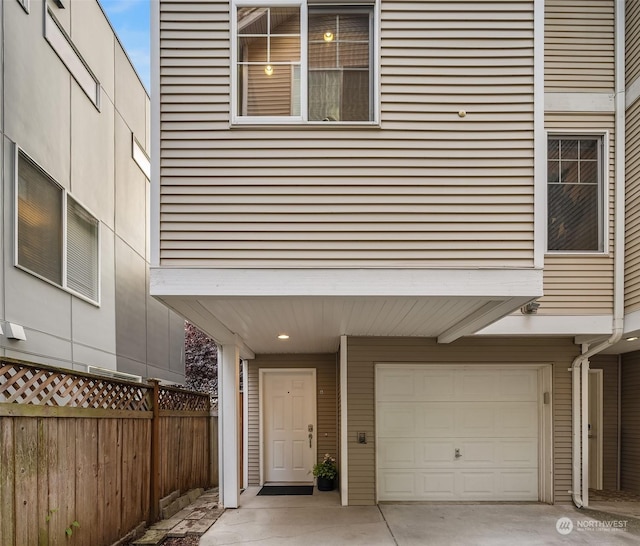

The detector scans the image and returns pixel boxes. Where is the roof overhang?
[151,267,543,355]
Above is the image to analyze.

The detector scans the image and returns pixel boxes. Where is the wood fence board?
[0,417,16,546]
[46,419,62,546]
[98,419,117,544]
[121,420,135,534]
[75,419,98,546]
[115,418,124,538]
[14,417,38,546]
[37,418,49,546]
[55,419,78,546]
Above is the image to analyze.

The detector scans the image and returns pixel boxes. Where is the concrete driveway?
[199,487,640,545]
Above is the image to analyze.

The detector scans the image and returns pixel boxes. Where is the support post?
[220,344,241,508]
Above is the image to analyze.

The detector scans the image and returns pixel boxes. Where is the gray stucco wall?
[0,0,184,383]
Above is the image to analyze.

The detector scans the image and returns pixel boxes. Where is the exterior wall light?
[520,301,540,315]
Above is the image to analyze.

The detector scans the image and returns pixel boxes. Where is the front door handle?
[309,433,313,448]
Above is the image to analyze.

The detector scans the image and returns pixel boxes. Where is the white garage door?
[376,366,539,501]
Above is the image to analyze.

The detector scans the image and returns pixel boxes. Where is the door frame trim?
[374,363,553,503]
[259,367,317,485]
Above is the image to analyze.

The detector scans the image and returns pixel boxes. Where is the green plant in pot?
[313,453,337,491]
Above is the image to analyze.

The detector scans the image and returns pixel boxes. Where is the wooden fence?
[0,358,215,546]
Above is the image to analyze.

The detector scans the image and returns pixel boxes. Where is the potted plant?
[313,453,337,491]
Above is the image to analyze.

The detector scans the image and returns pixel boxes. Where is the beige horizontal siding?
[542,113,615,315]
[626,99,640,312]
[627,0,640,86]
[346,336,579,506]
[545,0,615,92]
[621,351,640,494]
[247,354,337,486]
[159,0,535,268]
[589,355,619,491]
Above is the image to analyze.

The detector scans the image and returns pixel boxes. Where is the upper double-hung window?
[233,0,375,124]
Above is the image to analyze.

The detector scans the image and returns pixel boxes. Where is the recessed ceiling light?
[626,336,639,342]
[277,334,290,340]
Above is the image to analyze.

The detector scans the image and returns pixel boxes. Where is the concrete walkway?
[200,487,640,546]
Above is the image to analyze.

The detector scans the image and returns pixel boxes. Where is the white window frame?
[545,131,609,255]
[230,0,378,126]
[14,146,101,306]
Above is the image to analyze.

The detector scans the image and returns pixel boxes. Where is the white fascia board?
[475,314,613,336]
[545,93,615,113]
[149,268,543,299]
[622,308,640,335]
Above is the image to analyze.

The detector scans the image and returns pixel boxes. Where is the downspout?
[571,0,626,508]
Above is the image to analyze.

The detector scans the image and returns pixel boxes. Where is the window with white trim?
[547,135,605,253]
[233,1,375,123]
[17,151,100,303]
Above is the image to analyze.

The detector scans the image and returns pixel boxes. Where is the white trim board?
[545,93,615,113]
[476,315,613,336]
[150,267,543,298]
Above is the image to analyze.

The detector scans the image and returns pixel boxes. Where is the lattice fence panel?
[0,360,151,411]
[158,386,210,412]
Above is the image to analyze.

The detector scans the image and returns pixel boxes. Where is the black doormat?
[257,485,314,496]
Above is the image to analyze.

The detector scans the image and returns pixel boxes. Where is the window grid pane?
[237,6,301,116]
[547,137,602,252]
[308,9,371,121]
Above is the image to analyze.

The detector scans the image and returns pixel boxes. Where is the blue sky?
[100,0,151,91]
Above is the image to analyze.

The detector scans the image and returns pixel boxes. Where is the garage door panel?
[377,406,416,436]
[501,439,538,465]
[499,470,538,498]
[459,471,496,496]
[380,471,416,496]
[459,441,496,465]
[377,439,417,466]
[377,370,416,400]
[376,366,540,502]
[458,406,497,436]
[498,403,538,435]
[499,370,538,400]
[458,371,500,400]
[422,371,456,401]
[422,472,457,499]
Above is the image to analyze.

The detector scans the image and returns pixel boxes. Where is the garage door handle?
[455,448,462,458]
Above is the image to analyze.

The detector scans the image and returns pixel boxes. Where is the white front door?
[262,369,316,483]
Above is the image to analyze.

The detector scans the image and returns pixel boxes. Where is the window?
[17,151,100,303]
[45,7,101,109]
[234,1,374,123]
[547,135,604,252]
